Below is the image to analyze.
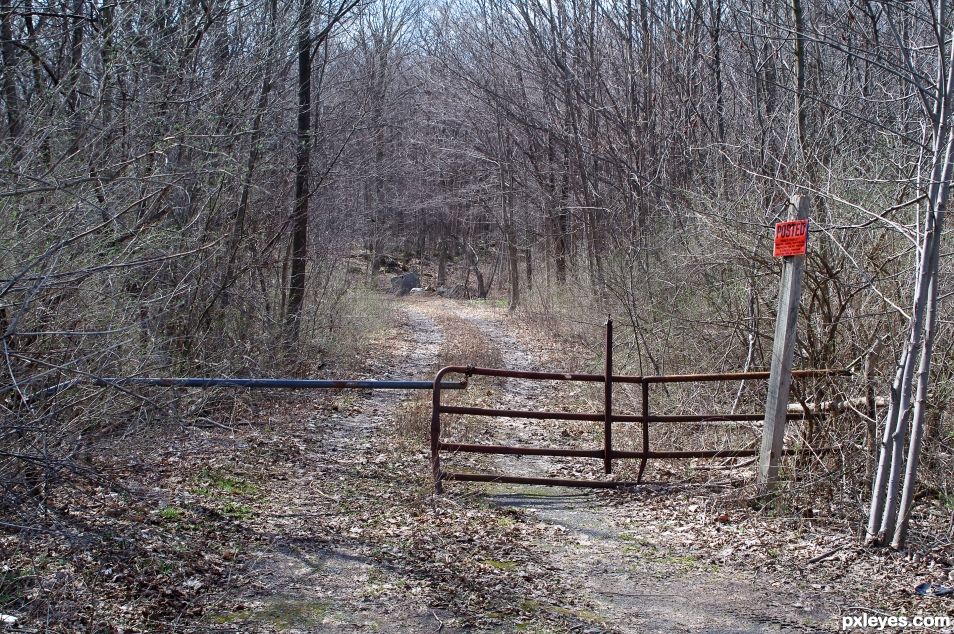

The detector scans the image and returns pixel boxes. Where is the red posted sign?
[773,219,809,257]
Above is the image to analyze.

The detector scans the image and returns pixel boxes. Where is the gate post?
[759,195,810,487]
[604,318,613,474]
[431,368,445,494]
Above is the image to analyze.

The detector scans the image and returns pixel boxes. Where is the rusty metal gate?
[430,320,847,492]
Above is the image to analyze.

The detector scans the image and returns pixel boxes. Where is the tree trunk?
[507,230,520,310]
[548,135,568,283]
[890,116,954,548]
[524,242,532,294]
[790,0,808,164]
[868,32,954,545]
[0,0,22,160]
[437,236,447,288]
[199,0,278,322]
[69,0,85,147]
[286,0,313,343]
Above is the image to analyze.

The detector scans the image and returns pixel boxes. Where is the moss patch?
[254,598,330,629]
[482,559,519,571]
[548,605,606,625]
[206,608,251,625]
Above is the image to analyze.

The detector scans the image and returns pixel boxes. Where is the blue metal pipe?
[92,377,466,390]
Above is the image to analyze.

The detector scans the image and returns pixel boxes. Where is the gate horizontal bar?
[435,366,849,384]
[439,405,604,421]
[443,366,606,382]
[440,442,604,458]
[612,446,825,459]
[438,445,816,460]
[613,448,761,459]
[647,412,805,423]
[641,368,850,383]
[439,405,807,423]
[95,377,466,390]
[441,472,641,488]
[437,365,643,384]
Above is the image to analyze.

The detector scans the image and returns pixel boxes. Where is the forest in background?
[1,0,953,557]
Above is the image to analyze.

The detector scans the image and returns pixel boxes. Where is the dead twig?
[807,543,848,564]
[595,589,689,599]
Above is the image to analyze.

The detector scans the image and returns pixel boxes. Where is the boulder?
[391,272,421,296]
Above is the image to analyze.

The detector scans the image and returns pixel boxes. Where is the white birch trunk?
[867,12,954,547]
[891,87,954,547]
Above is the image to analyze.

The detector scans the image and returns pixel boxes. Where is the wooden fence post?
[758,195,810,487]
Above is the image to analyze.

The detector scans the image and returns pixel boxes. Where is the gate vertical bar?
[604,318,613,474]
[431,370,444,493]
[637,380,649,483]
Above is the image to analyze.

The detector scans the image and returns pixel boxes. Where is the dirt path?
[227,296,841,632]
[231,308,452,632]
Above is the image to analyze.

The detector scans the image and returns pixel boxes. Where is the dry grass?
[394,396,433,448]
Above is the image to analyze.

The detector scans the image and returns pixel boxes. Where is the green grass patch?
[194,467,259,497]
[654,553,698,567]
[939,491,954,511]
[222,502,253,520]
[620,532,657,555]
[0,567,29,607]
[482,559,519,571]
[519,599,541,613]
[157,505,183,521]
